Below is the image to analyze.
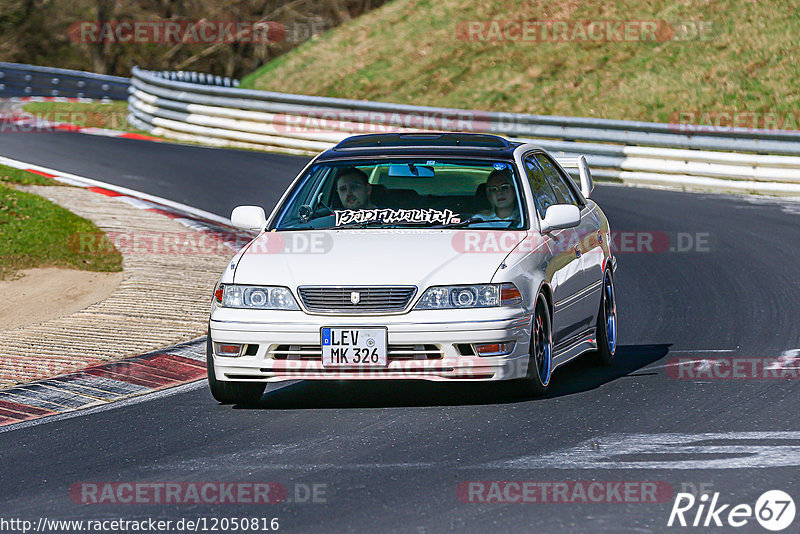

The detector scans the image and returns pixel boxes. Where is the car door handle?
[574,245,582,258]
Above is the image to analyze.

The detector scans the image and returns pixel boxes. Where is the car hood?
[233,230,527,288]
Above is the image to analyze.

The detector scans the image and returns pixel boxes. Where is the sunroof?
[334,133,511,150]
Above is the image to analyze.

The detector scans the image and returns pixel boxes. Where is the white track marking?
[485,432,800,470]
[143,460,439,471]
[765,349,800,370]
[644,359,713,372]
[0,155,232,226]
[669,349,738,353]
[646,348,800,372]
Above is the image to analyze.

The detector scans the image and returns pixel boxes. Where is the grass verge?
[240,0,799,123]
[21,101,137,132]
[0,165,122,279]
[0,164,56,186]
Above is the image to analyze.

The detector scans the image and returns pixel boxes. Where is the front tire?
[593,269,617,365]
[207,333,266,405]
[514,295,553,396]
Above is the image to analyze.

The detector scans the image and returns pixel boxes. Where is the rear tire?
[593,269,617,366]
[207,333,266,405]
[513,295,553,396]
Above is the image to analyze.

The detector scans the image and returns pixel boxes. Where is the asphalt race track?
[0,133,309,217]
[1,132,799,532]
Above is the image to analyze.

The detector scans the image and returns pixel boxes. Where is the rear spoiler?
[554,155,594,199]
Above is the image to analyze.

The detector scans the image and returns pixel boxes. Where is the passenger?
[335,168,378,210]
[475,169,520,222]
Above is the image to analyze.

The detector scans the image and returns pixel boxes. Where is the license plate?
[321,327,387,367]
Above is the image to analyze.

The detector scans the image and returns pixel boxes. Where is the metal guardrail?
[4,62,797,193]
[0,62,129,100]
[129,66,800,194]
[154,70,239,88]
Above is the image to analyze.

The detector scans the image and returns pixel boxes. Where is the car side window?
[534,154,580,207]
[523,155,557,219]
[274,165,329,227]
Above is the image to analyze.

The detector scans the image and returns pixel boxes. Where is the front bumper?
[209,311,533,382]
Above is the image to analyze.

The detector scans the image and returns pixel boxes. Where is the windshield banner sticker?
[334,208,460,226]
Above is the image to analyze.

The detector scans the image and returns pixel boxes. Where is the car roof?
[316,133,523,161]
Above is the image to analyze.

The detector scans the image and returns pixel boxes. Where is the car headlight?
[214,284,300,310]
[414,283,522,310]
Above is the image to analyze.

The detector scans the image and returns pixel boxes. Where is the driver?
[335,168,377,210]
[475,168,520,222]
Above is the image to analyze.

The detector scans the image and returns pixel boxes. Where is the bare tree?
[0,0,390,77]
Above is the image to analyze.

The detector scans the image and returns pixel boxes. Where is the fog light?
[474,342,515,357]
[216,343,242,356]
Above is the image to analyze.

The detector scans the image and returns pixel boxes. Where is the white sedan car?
[208,133,617,403]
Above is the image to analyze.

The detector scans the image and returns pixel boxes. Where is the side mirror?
[554,155,594,198]
[576,155,594,198]
[231,206,266,231]
[539,204,580,233]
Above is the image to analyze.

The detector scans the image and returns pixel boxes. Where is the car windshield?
[272,158,526,230]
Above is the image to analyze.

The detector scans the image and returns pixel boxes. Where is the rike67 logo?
[668,490,796,531]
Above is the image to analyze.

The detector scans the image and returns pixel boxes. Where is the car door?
[522,153,584,346]
[535,153,604,342]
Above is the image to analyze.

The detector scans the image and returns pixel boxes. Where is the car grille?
[298,286,417,313]
[270,344,443,361]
